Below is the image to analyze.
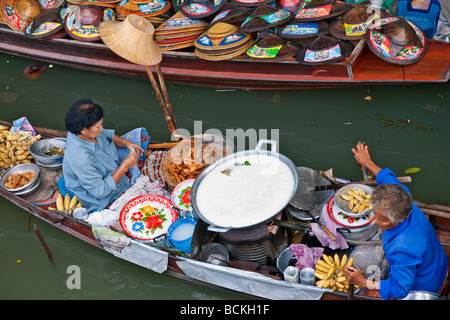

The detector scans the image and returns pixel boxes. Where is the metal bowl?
[29,138,66,165]
[335,184,374,218]
[402,291,442,300]
[13,173,41,196]
[1,163,41,193]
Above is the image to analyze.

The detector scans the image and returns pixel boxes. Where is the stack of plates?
[194,22,253,61]
[154,11,208,51]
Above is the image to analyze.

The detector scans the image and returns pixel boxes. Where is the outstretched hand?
[351,141,382,177]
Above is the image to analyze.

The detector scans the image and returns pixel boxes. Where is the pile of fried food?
[340,188,372,214]
[0,125,40,169]
[162,136,232,187]
[3,171,37,190]
[314,253,362,292]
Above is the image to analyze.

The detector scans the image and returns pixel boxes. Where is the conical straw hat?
[99,14,162,66]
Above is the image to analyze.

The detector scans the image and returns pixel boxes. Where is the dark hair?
[370,184,412,223]
[65,98,104,135]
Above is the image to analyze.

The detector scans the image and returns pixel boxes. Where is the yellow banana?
[334,254,340,268]
[346,257,354,268]
[315,264,330,273]
[56,193,64,212]
[0,125,9,131]
[6,134,20,141]
[315,280,326,288]
[326,266,335,278]
[322,254,334,267]
[64,193,71,210]
[317,259,332,269]
[69,195,78,210]
[75,202,83,208]
[314,271,328,280]
[336,276,347,283]
[340,254,347,269]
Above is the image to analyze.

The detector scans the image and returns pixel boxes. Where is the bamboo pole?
[156,64,176,128]
[144,65,177,134]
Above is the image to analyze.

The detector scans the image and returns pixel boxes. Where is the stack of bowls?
[1,163,41,196]
[29,138,66,169]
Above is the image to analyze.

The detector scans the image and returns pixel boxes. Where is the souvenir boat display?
[0,0,449,89]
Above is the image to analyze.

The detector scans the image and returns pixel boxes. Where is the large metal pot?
[191,140,299,232]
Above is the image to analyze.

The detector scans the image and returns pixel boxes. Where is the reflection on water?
[0,52,449,299]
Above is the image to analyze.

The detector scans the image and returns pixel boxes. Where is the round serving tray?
[171,178,195,212]
[326,195,375,228]
[119,194,178,242]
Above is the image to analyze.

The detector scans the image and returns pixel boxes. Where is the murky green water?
[0,52,449,299]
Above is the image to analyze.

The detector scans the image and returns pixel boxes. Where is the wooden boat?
[0,24,449,90]
[1,119,449,300]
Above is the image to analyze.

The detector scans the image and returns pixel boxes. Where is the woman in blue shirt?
[344,142,448,299]
[63,99,145,214]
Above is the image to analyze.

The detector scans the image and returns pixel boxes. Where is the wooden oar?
[144,66,176,134]
[156,64,176,127]
[33,224,55,264]
[315,176,412,191]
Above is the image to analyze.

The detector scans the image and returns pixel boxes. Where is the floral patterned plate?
[171,179,195,212]
[119,195,178,242]
[326,195,375,228]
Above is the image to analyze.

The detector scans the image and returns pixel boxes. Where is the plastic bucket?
[167,218,197,254]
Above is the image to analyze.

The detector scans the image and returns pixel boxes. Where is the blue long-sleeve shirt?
[62,129,130,213]
[376,168,448,300]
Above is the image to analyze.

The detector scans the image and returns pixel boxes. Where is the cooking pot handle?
[255,139,278,154]
[336,227,351,234]
[207,225,231,233]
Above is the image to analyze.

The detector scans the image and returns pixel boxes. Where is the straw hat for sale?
[155,11,208,50]
[24,7,65,38]
[295,34,354,65]
[229,0,274,8]
[64,4,115,41]
[100,14,162,65]
[194,22,253,60]
[329,6,391,40]
[0,0,41,31]
[244,34,299,61]
[209,2,252,27]
[278,20,329,39]
[116,0,171,17]
[365,16,427,65]
[291,0,351,23]
[238,4,293,33]
[180,0,227,19]
[275,0,305,13]
[38,0,63,9]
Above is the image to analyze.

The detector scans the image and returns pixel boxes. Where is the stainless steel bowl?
[1,163,41,193]
[335,184,374,218]
[29,138,66,165]
[402,291,442,300]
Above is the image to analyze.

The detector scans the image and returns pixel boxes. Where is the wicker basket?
[161,134,233,189]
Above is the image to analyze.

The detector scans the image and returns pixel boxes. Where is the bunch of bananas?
[0,125,41,169]
[52,192,83,215]
[314,253,362,292]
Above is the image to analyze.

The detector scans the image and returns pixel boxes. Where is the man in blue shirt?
[63,99,144,213]
[344,142,448,299]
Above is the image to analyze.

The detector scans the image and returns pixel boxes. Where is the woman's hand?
[351,141,382,176]
[344,266,367,288]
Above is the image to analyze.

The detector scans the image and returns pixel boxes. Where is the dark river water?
[0,52,449,299]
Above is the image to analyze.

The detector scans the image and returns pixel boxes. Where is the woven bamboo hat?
[295,34,354,64]
[180,0,227,19]
[38,0,63,9]
[292,0,351,23]
[275,0,305,13]
[116,0,171,17]
[238,4,293,33]
[194,22,253,60]
[278,20,329,39]
[329,6,390,40]
[245,34,298,61]
[100,14,162,65]
[0,0,41,31]
[365,17,427,65]
[229,0,274,8]
[24,7,64,38]
[209,2,252,27]
[155,11,207,50]
[64,5,115,41]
